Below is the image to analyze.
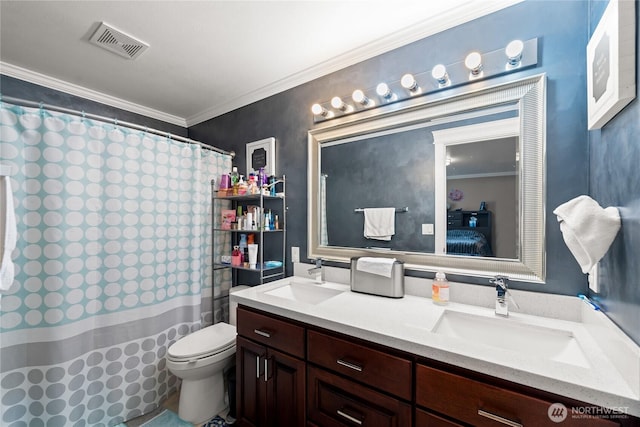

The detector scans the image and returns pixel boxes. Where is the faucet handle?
[490,276,520,310]
[314,258,323,267]
[490,275,509,290]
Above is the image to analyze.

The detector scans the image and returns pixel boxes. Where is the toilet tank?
[229,285,250,326]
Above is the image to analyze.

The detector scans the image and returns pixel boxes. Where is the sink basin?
[432,310,590,368]
[263,281,344,305]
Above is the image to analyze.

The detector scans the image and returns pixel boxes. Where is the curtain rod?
[0,95,235,158]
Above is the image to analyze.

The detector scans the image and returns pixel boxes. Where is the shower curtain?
[0,102,231,426]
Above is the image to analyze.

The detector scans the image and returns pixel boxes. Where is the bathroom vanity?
[232,278,640,427]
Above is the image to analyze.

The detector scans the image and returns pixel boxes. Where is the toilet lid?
[168,323,236,360]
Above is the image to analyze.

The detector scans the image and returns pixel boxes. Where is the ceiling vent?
[89,22,149,60]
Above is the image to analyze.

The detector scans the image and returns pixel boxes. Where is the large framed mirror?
[308,74,546,282]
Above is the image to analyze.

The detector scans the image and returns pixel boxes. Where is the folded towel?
[0,176,17,294]
[553,195,620,274]
[363,207,395,241]
[356,257,397,278]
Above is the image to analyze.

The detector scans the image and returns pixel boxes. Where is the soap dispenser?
[432,272,450,305]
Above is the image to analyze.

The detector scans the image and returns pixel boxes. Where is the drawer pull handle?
[478,409,523,427]
[337,359,363,372]
[337,409,363,425]
[253,329,271,338]
[264,357,269,382]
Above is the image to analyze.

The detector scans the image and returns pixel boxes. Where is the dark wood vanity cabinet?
[237,306,637,427]
[236,307,305,427]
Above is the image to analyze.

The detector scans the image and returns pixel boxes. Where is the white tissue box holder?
[350,257,404,298]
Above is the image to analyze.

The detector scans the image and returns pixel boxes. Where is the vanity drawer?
[416,364,619,427]
[415,408,464,427]
[307,330,412,400]
[307,366,411,427]
[236,307,305,358]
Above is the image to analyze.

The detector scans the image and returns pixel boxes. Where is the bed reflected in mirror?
[433,117,519,259]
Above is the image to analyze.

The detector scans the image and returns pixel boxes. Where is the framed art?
[586,0,636,130]
[246,137,276,176]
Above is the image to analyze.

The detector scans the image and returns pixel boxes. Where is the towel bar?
[354,207,408,213]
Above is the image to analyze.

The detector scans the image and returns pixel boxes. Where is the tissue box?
[350,257,404,298]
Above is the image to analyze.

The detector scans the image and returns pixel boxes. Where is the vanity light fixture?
[505,39,524,68]
[310,37,538,122]
[311,103,332,118]
[431,64,450,87]
[330,96,352,112]
[464,51,483,78]
[400,73,421,94]
[352,89,375,107]
[376,82,396,101]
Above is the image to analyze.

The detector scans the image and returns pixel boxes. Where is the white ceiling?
[0,0,520,127]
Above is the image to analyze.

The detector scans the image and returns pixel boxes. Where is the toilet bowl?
[166,285,249,424]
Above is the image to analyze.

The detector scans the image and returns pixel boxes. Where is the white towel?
[0,176,17,294]
[363,207,395,241]
[553,195,621,274]
[356,257,397,278]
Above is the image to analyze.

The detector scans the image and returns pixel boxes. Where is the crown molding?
[186,0,522,126]
[0,62,187,127]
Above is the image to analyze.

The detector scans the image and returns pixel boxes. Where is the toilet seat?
[168,323,236,363]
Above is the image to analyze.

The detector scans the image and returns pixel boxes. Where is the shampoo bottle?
[432,272,450,305]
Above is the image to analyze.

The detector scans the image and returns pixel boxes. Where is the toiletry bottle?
[239,234,248,255]
[269,176,276,196]
[432,272,450,305]
[238,175,248,195]
[231,245,242,266]
[230,167,239,195]
[274,214,279,230]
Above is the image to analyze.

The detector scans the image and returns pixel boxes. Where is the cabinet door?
[308,366,411,427]
[236,336,267,427]
[415,408,464,427]
[265,348,306,427]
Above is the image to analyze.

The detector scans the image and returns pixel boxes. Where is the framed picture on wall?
[246,137,276,176]
[586,0,636,130]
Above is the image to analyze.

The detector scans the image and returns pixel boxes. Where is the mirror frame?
[308,74,546,282]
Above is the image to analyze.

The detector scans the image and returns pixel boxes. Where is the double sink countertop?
[230,274,640,417]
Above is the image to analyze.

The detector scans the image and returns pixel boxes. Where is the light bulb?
[376,82,392,99]
[464,52,483,76]
[505,39,524,66]
[401,73,418,92]
[331,96,345,110]
[311,103,324,115]
[352,89,365,103]
[431,64,449,87]
[352,89,374,107]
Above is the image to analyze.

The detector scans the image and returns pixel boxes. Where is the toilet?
[166,286,248,423]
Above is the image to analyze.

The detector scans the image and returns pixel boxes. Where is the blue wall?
[189,0,592,296]
[588,0,640,345]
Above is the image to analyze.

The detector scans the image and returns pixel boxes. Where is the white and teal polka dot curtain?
[0,102,231,426]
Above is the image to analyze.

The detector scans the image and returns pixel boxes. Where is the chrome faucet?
[490,275,519,317]
[307,259,325,284]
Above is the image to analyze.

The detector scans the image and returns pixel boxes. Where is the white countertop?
[230,275,640,417]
